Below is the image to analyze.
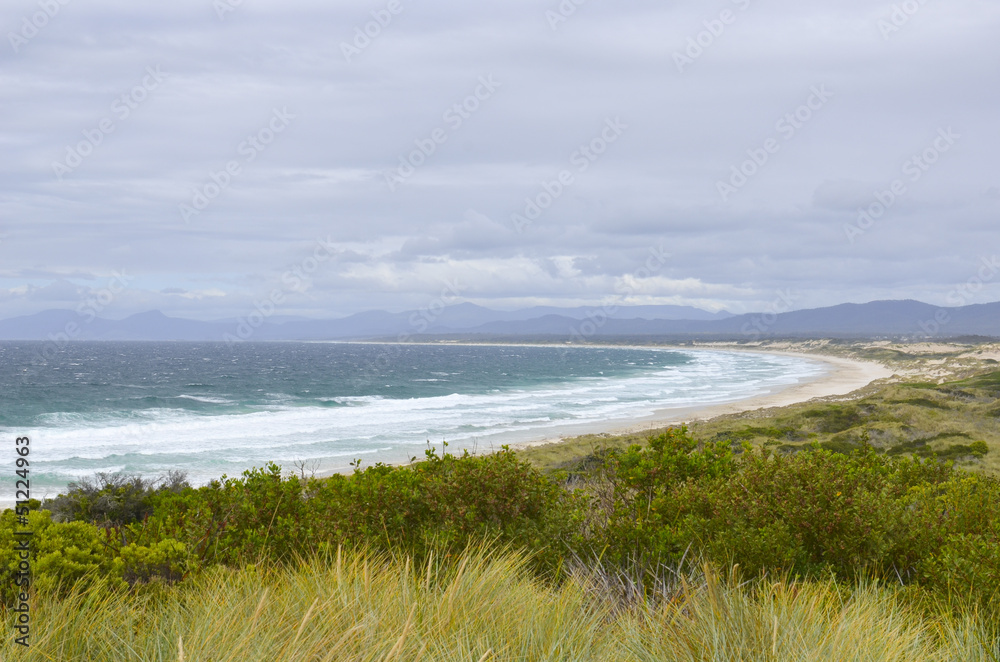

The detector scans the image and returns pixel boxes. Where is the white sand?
[511,348,895,451]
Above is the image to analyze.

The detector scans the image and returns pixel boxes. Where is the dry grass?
[2,549,997,661]
[519,343,1000,476]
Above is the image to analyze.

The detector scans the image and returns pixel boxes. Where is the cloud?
[812,179,880,212]
[1,0,998,320]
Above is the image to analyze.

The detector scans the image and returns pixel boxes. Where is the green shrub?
[118,539,190,586]
[895,472,1000,616]
[33,519,124,594]
[890,397,951,410]
[595,427,736,564]
[137,448,579,572]
[0,510,125,606]
[594,429,957,581]
[6,425,999,614]
[127,462,308,567]
[44,470,189,526]
[693,446,953,578]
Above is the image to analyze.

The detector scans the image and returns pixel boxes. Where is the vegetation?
[521,367,1000,473]
[45,470,190,527]
[4,548,999,661]
[1,447,575,605]
[4,362,1000,658]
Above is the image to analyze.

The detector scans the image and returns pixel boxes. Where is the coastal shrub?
[307,446,578,566]
[127,462,309,567]
[691,446,953,578]
[595,427,737,565]
[890,397,951,410]
[593,429,959,581]
[802,404,869,433]
[118,539,190,587]
[44,470,190,527]
[12,426,1000,613]
[0,509,195,608]
[33,519,125,594]
[0,510,124,606]
[137,447,579,571]
[716,425,801,442]
[818,438,864,454]
[888,437,989,461]
[920,532,1000,619]
[899,472,1000,613]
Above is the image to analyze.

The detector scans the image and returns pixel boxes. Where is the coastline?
[306,344,897,472]
[508,348,895,452]
[250,344,897,480]
[3,345,897,505]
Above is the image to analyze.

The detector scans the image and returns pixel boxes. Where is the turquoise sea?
[0,342,825,500]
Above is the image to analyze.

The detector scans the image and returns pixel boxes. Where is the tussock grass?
[3,548,610,661]
[618,572,997,662]
[3,549,997,661]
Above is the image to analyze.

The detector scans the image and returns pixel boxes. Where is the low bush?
[123,446,580,572]
[9,427,1000,619]
[592,427,1000,612]
[43,470,189,527]
[0,509,192,607]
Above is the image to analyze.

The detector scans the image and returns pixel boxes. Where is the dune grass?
[4,548,997,661]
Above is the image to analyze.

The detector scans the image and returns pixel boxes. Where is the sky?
[1,0,998,321]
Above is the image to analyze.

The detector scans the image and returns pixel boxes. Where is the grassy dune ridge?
[5,548,1000,661]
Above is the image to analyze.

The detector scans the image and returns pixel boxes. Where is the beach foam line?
[4,349,830,488]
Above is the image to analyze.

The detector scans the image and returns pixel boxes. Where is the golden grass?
[3,549,997,661]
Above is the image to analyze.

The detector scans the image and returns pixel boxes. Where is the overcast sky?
[1,0,998,321]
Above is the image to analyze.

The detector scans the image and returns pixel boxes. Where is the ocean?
[0,342,825,500]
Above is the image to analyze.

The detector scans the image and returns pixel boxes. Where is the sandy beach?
[510,348,895,452]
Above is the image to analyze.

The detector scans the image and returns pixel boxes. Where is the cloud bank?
[1,0,998,320]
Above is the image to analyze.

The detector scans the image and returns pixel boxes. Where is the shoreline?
[310,345,896,474]
[507,348,895,453]
[2,346,896,506]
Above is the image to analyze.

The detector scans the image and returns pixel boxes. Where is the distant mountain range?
[0,300,996,342]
